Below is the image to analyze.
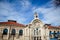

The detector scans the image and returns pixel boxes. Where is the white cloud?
[0,1,28,24]
[0,0,60,26]
[32,0,60,26]
[20,0,31,8]
[33,6,60,26]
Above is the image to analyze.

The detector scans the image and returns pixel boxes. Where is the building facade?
[0,13,60,40]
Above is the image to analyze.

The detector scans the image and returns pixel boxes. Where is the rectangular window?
[34,37,36,40]
[40,37,41,40]
[37,37,38,40]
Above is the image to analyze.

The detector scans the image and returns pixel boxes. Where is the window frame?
[11,29,16,35]
[3,28,8,35]
[19,29,23,36]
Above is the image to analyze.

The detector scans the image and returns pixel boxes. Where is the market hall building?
[0,13,60,40]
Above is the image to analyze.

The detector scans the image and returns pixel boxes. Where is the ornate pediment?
[32,19,42,25]
[33,19,40,23]
[30,12,44,28]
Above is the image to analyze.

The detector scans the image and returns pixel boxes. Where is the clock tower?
[34,12,39,19]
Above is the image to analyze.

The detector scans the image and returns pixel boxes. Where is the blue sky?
[0,0,60,26]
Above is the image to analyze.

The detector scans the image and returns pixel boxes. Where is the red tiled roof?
[0,22,25,27]
[48,25,60,29]
[45,24,60,29]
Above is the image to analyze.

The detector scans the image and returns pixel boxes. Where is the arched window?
[49,31,52,38]
[57,31,59,37]
[34,28,39,35]
[34,30,35,35]
[54,31,57,38]
[50,31,52,34]
[3,28,8,35]
[36,28,38,35]
[11,29,16,35]
[57,31,59,34]
[54,31,55,36]
[19,29,23,36]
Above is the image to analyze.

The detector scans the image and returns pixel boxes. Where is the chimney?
[8,20,17,23]
[45,24,51,26]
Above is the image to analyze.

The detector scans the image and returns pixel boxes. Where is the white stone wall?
[0,25,25,40]
[0,24,60,40]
